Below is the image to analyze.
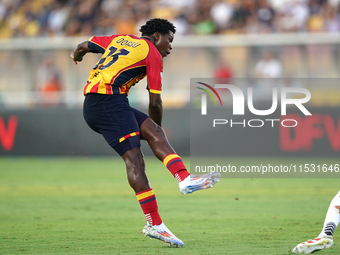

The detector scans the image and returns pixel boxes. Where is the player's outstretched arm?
[148,93,163,127]
[70,41,90,64]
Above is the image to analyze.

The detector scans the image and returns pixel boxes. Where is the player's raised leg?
[292,190,340,254]
[139,117,221,194]
[122,147,184,247]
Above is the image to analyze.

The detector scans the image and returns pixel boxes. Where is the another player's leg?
[121,147,184,247]
[292,190,340,254]
[138,117,220,195]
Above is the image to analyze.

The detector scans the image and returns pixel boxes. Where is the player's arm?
[146,51,163,126]
[148,93,163,127]
[70,41,90,64]
[70,36,115,64]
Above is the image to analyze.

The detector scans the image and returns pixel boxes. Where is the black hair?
[139,18,176,36]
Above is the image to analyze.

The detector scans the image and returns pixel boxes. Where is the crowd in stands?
[0,0,339,38]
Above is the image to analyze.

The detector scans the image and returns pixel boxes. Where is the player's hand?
[70,50,78,65]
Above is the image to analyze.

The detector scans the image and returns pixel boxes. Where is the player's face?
[154,31,174,58]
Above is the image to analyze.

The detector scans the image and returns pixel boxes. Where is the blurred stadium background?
[0,0,339,157]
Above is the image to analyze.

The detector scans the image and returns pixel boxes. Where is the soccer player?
[70,18,220,247]
[292,190,340,253]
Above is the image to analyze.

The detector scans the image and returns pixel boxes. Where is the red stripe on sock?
[136,189,162,226]
[175,169,190,181]
[148,211,162,225]
[167,160,190,181]
[136,188,152,196]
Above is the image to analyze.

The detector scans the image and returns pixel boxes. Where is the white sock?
[318,190,340,237]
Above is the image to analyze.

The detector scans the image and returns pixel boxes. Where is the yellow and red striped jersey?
[83,34,163,96]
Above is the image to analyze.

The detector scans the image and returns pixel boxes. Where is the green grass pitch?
[0,157,339,255]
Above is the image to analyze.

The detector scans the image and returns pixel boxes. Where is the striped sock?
[319,190,340,237]
[323,222,337,236]
[163,153,190,182]
[136,189,162,226]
